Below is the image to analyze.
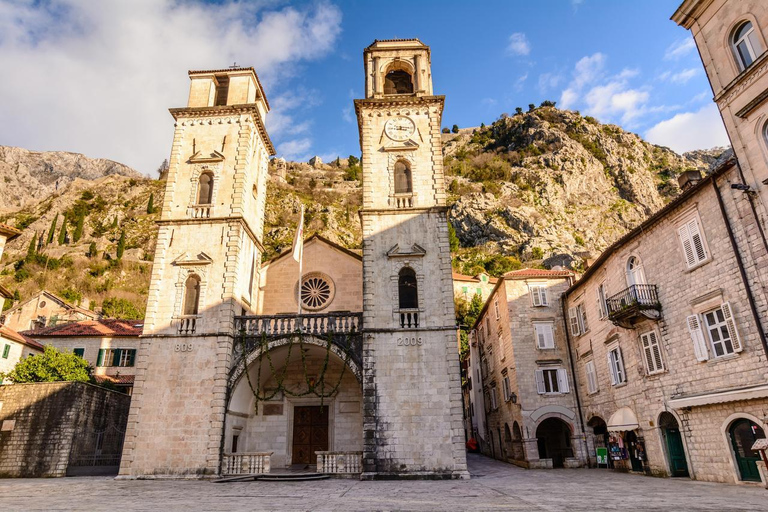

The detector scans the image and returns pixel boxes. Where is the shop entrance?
[659,412,689,477]
[588,416,612,468]
[625,431,644,472]
[291,405,329,466]
[536,418,573,468]
[729,418,766,482]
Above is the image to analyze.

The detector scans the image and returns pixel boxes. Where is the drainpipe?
[562,290,590,467]
[713,179,768,358]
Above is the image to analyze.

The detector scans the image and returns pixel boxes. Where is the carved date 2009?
[397,337,423,346]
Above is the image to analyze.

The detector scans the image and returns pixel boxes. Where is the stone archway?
[536,418,574,468]
[659,412,689,477]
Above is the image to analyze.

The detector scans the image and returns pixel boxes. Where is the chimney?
[678,170,702,190]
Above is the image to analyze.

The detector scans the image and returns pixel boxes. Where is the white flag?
[292,205,304,262]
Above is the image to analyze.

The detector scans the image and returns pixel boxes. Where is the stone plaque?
[1,419,15,431]
[339,401,360,414]
[263,404,284,416]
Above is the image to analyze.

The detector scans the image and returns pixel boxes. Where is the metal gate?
[66,424,126,476]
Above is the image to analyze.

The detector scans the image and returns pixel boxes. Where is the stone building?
[119,40,467,479]
[2,290,98,332]
[452,271,497,303]
[565,159,768,484]
[0,326,43,382]
[469,268,587,469]
[22,319,143,395]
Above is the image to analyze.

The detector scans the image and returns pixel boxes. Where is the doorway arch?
[588,416,611,469]
[728,418,766,482]
[536,418,573,468]
[659,412,689,477]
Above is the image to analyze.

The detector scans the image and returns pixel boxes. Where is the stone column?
[413,54,421,92]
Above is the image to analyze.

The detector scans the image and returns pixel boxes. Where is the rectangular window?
[530,285,549,307]
[494,298,500,319]
[232,434,239,454]
[476,288,482,296]
[535,368,570,394]
[533,322,555,349]
[678,217,708,268]
[607,346,626,386]
[579,304,589,333]
[585,360,598,394]
[502,376,511,402]
[597,284,608,320]
[2,344,9,359]
[485,317,491,334]
[568,304,588,336]
[98,349,137,367]
[73,348,85,358]
[640,330,664,375]
[703,302,742,357]
[462,286,468,294]
[490,387,498,410]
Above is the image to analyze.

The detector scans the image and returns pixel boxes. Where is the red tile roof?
[93,374,135,386]
[22,319,144,338]
[452,271,479,282]
[0,223,22,240]
[0,325,44,351]
[504,268,575,279]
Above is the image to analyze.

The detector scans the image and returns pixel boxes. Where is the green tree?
[147,193,155,214]
[515,107,523,115]
[116,229,126,259]
[101,297,143,320]
[451,124,459,133]
[1,345,91,384]
[455,293,484,360]
[111,216,118,229]
[26,233,37,260]
[347,155,359,166]
[88,242,98,258]
[46,214,58,244]
[72,212,85,243]
[2,290,19,312]
[480,122,485,129]
[58,218,68,245]
[531,246,544,259]
[447,221,460,252]
[528,103,536,112]
[442,127,450,133]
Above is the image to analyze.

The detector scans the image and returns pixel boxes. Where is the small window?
[585,360,598,394]
[596,284,608,319]
[640,330,664,375]
[678,217,708,268]
[490,386,498,410]
[703,303,742,357]
[214,75,229,106]
[502,376,511,402]
[530,285,548,307]
[398,267,418,309]
[535,368,569,394]
[569,303,589,336]
[197,172,214,205]
[394,160,412,194]
[2,344,9,359]
[534,322,555,349]
[607,346,626,386]
[232,434,239,454]
[626,256,646,286]
[73,348,85,358]
[183,274,201,316]
[97,348,136,367]
[732,21,763,70]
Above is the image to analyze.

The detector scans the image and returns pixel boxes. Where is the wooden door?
[730,419,765,482]
[664,427,689,477]
[292,406,329,465]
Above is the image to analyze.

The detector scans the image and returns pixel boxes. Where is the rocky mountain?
[0,146,142,213]
[0,106,727,317]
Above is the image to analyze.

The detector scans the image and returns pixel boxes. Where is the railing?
[221,452,272,476]
[177,316,197,335]
[390,193,415,208]
[399,309,419,328]
[235,312,362,337]
[316,451,363,474]
[605,284,660,316]
[188,204,212,218]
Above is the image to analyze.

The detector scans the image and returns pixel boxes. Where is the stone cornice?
[156,216,265,252]
[671,0,714,29]
[354,95,444,112]
[360,205,449,215]
[168,104,275,156]
[714,51,768,107]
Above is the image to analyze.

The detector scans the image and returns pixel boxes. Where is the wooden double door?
[292,405,329,465]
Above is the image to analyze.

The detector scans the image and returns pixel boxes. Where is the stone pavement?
[1,454,767,511]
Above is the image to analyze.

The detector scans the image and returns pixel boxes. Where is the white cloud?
[615,68,640,80]
[645,103,729,153]
[665,37,696,60]
[514,72,529,91]
[507,33,531,56]
[277,138,313,161]
[0,1,343,174]
[560,88,579,109]
[669,68,700,84]
[572,53,606,89]
[538,72,563,92]
[583,82,650,124]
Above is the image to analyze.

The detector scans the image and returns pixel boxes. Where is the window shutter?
[688,218,707,263]
[686,314,709,361]
[557,369,570,393]
[607,352,617,385]
[112,349,121,367]
[586,361,598,394]
[720,302,742,352]
[97,349,105,367]
[650,331,663,371]
[569,307,580,336]
[128,349,137,367]
[579,305,589,333]
[596,288,604,319]
[678,224,697,268]
[540,287,548,306]
[616,348,625,383]
[545,324,555,349]
[535,370,545,394]
[530,287,540,307]
[535,324,545,349]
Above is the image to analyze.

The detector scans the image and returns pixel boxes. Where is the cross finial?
[229,62,239,69]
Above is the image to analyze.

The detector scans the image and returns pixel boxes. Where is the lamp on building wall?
[510,393,517,404]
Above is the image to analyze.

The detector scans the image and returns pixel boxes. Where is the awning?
[607,407,639,431]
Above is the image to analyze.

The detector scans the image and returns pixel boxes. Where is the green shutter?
[462,286,468,293]
[2,344,10,358]
[476,288,482,295]
[73,348,85,358]
[112,349,121,367]
[128,349,136,367]
[97,349,105,367]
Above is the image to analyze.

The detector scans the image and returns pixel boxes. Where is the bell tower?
[119,67,274,478]
[355,40,469,478]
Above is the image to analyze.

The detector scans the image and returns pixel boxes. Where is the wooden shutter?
[569,307,580,336]
[641,331,664,374]
[97,349,105,367]
[557,369,570,393]
[720,302,742,352]
[530,287,540,306]
[579,305,589,333]
[540,287,548,306]
[128,349,137,366]
[535,370,545,394]
[112,349,121,367]
[688,218,707,263]
[678,223,697,268]
[596,287,604,319]
[586,361,598,394]
[686,314,709,361]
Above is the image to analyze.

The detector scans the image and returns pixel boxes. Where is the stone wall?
[0,381,130,477]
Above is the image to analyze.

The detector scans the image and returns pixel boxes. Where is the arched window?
[626,256,646,287]
[394,160,412,194]
[197,172,214,205]
[384,70,414,95]
[398,267,418,309]
[183,274,201,315]
[732,21,763,70]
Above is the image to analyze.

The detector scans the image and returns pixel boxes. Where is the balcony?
[605,284,661,329]
[390,193,415,209]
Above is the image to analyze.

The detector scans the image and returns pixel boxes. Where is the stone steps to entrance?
[212,473,331,483]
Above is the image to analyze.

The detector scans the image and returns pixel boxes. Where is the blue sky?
[0,0,728,175]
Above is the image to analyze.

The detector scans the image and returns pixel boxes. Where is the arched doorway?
[729,418,766,482]
[536,418,573,468]
[588,416,611,468]
[659,412,689,477]
[511,422,524,461]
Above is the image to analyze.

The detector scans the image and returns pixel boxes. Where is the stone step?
[256,473,331,481]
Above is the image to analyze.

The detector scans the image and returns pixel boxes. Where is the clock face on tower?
[384,116,416,141]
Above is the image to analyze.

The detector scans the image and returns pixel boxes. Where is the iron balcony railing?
[605,284,661,318]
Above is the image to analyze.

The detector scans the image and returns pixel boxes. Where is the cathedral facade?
[118,40,468,479]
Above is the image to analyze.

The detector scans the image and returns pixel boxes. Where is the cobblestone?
[1,454,766,511]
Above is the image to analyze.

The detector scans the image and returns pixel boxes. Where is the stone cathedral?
[118,39,468,480]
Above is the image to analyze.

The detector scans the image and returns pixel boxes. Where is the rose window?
[299,274,334,311]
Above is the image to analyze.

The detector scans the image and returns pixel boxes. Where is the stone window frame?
[387,152,417,207]
[533,321,556,350]
[294,271,336,312]
[390,259,424,318]
[529,284,549,307]
[726,15,767,73]
[173,265,209,321]
[187,163,222,216]
[535,367,570,395]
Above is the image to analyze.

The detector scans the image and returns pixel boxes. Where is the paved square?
[1,454,766,511]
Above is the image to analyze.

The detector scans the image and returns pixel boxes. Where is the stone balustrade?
[316,451,363,474]
[235,312,362,337]
[390,193,415,208]
[188,204,212,218]
[221,452,272,476]
[176,316,197,335]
